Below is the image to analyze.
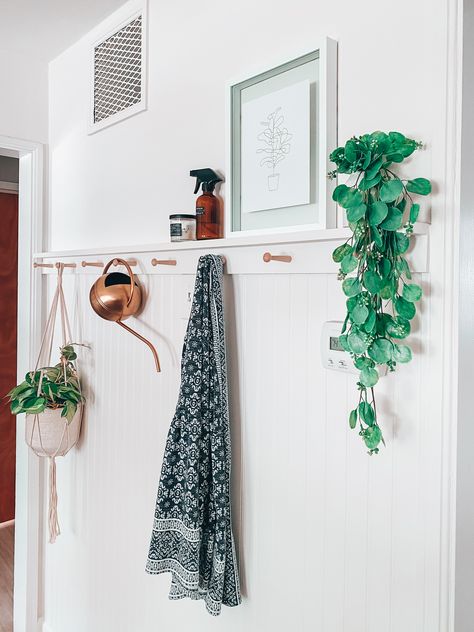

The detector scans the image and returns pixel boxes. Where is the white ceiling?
[0,0,129,61]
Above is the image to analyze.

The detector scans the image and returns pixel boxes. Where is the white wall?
[455,0,474,629]
[43,0,460,631]
[0,49,48,143]
[48,0,438,251]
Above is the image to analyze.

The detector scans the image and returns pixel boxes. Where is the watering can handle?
[102,258,135,307]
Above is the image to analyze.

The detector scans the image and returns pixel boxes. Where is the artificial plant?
[6,344,83,422]
[328,131,431,454]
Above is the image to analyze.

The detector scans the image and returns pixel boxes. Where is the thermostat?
[321,321,358,374]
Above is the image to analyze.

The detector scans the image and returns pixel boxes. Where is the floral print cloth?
[146,255,241,615]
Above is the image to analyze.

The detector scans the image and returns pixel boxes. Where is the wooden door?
[0,192,18,523]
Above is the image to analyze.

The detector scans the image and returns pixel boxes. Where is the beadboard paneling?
[41,270,440,632]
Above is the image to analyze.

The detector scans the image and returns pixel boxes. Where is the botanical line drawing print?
[257,107,292,191]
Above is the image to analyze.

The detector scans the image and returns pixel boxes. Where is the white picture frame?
[225,38,337,238]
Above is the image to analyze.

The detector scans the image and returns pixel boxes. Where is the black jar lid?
[169,214,196,220]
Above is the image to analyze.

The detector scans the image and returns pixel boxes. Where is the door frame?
[0,135,44,632]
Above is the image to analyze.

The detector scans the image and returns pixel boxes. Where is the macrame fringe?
[48,457,60,543]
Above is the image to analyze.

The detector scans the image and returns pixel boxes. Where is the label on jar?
[196,206,205,216]
[170,223,182,237]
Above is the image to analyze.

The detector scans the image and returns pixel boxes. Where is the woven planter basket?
[26,404,83,458]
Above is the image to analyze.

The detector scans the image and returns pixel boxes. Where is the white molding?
[225,37,338,238]
[87,1,148,135]
[0,134,44,632]
[439,1,464,630]
[31,225,429,276]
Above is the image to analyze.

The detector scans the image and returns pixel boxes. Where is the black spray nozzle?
[190,168,223,194]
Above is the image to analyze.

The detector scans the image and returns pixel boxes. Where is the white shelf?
[33,225,430,275]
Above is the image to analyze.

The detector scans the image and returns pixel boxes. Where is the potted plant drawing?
[257,107,292,191]
[6,344,84,456]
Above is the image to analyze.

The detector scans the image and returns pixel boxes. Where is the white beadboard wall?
[41,266,437,632]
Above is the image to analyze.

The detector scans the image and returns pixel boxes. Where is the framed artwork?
[226,38,337,237]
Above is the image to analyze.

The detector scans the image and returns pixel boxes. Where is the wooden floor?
[0,522,14,632]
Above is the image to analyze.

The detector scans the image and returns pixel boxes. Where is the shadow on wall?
[223,274,247,597]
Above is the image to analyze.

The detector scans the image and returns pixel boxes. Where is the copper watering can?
[89,258,161,372]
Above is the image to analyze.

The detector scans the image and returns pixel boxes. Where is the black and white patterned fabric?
[146,255,241,616]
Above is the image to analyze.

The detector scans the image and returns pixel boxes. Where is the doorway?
[0,137,44,632]
[0,157,18,632]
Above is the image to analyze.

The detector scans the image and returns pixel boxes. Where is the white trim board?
[0,134,45,632]
[32,226,430,276]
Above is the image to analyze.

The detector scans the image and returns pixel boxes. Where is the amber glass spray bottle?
[190,168,223,240]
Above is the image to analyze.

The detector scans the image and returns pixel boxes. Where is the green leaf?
[17,387,36,402]
[10,400,24,415]
[372,226,383,248]
[359,401,375,426]
[64,401,77,423]
[332,243,352,263]
[388,131,406,146]
[396,258,412,280]
[339,188,364,209]
[380,207,403,231]
[379,284,394,300]
[349,409,358,429]
[379,257,392,280]
[351,304,369,325]
[363,270,383,294]
[22,397,46,414]
[363,309,377,333]
[359,174,381,191]
[365,158,383,181]
[386,316,411,339]
[354,356,375,370]
[379,178,403,202]
[332,184,349,202]
[394,232,410,254]
[385,152,404,163]
[363,425,382,451]
[347,203,367,222]
[392,344,413,363]
[341,253,358,274]
[368,338,393,364]
[399,139,418,157]
[360,367,379,387]
[402,283,422,302]
[348,331,369,354]
[406,178,431,195]
[409,203,420,223]
[342,277,362,297]
[339,335,350,352]
[344,140,358,162]
[368,201,388,226]
[395,296,416,319]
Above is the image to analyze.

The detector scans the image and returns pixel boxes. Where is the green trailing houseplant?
[6,344,84,422]
[328,131,431,454]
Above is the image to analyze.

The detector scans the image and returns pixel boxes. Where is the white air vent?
[90,9,147,133]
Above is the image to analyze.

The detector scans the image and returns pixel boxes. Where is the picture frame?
[226,38,337,237]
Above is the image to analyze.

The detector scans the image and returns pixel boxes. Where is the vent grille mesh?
[93,15,142,124]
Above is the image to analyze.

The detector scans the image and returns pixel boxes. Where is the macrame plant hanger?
[27,263,83,543]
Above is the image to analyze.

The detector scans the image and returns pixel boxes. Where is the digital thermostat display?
[321,321,358,375]
[329,336,344,352]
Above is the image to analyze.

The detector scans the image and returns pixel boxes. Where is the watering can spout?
[116,320,161,372]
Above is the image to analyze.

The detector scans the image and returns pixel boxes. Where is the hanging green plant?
[328,131,431,454]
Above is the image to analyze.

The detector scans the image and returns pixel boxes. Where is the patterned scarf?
[146,255,241,616]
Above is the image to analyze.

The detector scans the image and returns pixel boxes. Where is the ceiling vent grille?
[90,11,146,132]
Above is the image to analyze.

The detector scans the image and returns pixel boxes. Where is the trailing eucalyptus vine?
[328,131,431,454]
